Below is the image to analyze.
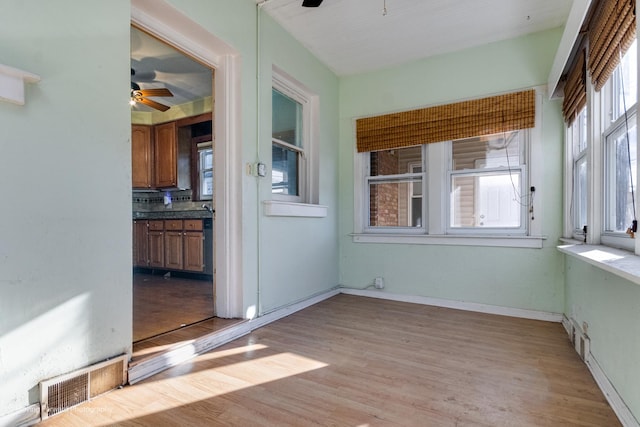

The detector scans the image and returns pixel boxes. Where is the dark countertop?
[133,210,213,220]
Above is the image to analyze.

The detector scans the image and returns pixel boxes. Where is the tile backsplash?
[133,189,212,212]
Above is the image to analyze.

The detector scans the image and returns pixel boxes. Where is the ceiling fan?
[130,68,174,112]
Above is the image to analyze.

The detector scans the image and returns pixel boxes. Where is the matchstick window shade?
[588,0,636,91]
[355,89,535,153]
[562,49,587,124]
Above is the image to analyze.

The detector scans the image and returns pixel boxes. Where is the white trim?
[0,64,40,106]
[586,354,640,427]
[351,233,546,248]
[0,404,40,427]
[271,66,319,204]
[128,287,340,384]
[339,288,563,322]
[128,321,253,384]
[547,0,592,98]
[249,288,340,330]
[263,200,328,217]
[131,0,244,318]
[558,243,640,286]
[560,318,640,426]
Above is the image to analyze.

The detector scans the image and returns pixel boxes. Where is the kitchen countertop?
[133,210,213,220]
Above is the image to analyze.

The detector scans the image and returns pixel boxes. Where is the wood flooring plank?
[41,295,621,426]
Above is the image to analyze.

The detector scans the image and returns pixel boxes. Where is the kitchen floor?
[133,272,215,342]
[132,272,243,362]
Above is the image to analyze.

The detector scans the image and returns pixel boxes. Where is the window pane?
[450,171,521,228]
[272,143,299,195]
[610,39,637,123]
[198,148,213,198]
[452,132,521,170]
[369,178,422,227]
[605,120,637,232]
[370,146,422,177]
[201,170,213,197]
[573,108,587,156]
[272,89,302,146]
[575,156,587,229]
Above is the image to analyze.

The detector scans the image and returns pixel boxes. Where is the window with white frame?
[601,39,637,248]
[360,129,532,237]
[569,108,588,236]
[271,69,318,206]
[366,145,425,231]
[564,39,638,250]
[272,88,303,198]
[198,142,213,200]
[448,131,528,233]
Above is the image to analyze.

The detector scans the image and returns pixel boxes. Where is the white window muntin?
[364,145,427,234]
[446,131,529,235]
[571,108,588,236]
[602,109,637,241]
[272,68,313,204]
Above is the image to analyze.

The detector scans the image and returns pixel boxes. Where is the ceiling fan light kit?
[130,68,174,112]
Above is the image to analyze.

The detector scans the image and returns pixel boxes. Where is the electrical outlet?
[374,277,384,289]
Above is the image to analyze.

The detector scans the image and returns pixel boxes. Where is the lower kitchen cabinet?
[132,218,204,273]
[133,220,149,267]
[148,220,165,268]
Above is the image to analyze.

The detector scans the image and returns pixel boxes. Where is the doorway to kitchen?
[129,4,244,361]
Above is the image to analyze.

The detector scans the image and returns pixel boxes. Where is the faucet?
[202,204,213,214]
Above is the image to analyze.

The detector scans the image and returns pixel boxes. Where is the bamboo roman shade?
[588,0,636,91]
[356,89,536,153]
[562,49,587,124]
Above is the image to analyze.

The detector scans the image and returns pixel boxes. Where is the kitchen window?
[198,142,213,200]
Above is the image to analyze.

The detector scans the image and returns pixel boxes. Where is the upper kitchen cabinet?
[154,121,178,188]
[132,125,153,189]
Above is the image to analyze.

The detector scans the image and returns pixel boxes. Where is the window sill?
[351,233,546,248]
[263,200,328,218]
[557,241,640,286]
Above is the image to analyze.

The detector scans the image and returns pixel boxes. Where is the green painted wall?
[0,0,339,417]
[564,256,640,418]
[338,28,566,313]
[0,0,132,415]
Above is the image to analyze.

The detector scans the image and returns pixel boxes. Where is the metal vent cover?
[40,354,127,420]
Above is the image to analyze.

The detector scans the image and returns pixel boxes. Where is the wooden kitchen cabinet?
[154,121,178,188]
[183,220,204,272]
[164,219,184,270]
[132,218,204,273]
[148,220,165,268]
[131,125,153,188]
[132,220,149,267]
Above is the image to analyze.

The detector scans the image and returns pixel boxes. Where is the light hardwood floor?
[133,272,215,342]
[41,295,620,426]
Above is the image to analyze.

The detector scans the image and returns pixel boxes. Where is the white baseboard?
[585,352,639,426]
[558,318,639,426]
[251,288,341,330]
[0,404,40,427]
[340,288,564,323]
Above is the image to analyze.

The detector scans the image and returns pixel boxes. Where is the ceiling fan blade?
[137,88,173,97]
[302,0,323,6]
[138,97,171,112]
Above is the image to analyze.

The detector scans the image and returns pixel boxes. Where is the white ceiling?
[130,0,573,110]
[260,0,573,76]
[130,27,213,111]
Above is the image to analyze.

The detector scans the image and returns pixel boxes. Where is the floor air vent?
[40,354,127,420]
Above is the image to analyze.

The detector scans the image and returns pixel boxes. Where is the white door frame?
[131,0,244,318]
